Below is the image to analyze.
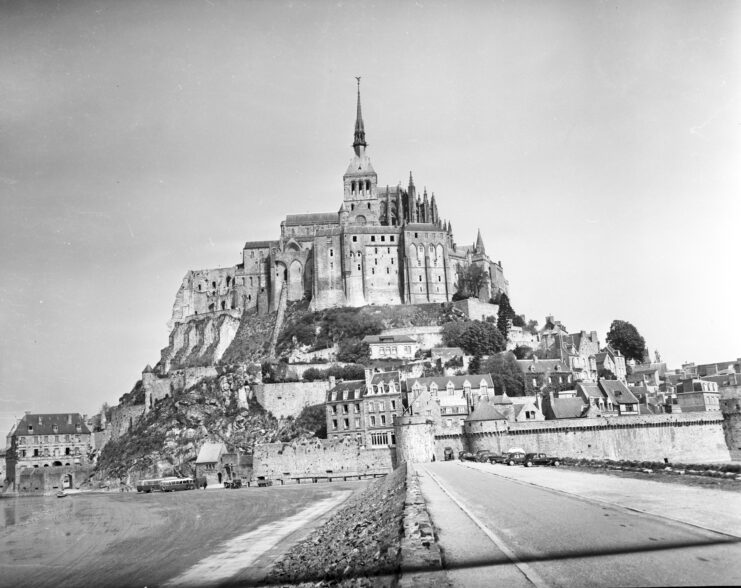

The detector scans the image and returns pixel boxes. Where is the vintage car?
[458,450,475,461]
[475,450,495,463]
[487,453,509,464]
[524,453,561,467]
[504,452,527,466]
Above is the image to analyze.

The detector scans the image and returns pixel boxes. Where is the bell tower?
[343,77,379,226]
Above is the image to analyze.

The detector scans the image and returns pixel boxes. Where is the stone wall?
[465,413,731,463]
[15,465,95,496]
[453,298,499,321]
[161,314,241,372]
[170,366,220,393]
[433,432,469,461]
[252,438,394,481]
[284,361,348,380]
[109,404,146,441]
[253,381,330,418]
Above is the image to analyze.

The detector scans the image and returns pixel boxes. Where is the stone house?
[676,379,721,412]
[599,380,640,416]
[511,396,545,422]
[595,348,628,382]
[363,334,419,360]
[195,442,229,486]
[541,392,589,420]
[325,371,403,448]
[516,358,574,392]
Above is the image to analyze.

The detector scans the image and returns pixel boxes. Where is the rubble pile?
[269,464,407,587]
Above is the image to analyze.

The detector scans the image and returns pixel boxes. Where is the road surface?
[415,461,741,587]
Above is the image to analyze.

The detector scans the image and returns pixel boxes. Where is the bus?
[160,477,196,492]
[136,478,165,493]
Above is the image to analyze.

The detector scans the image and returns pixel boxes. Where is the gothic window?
[226,276,231,287]
[351,181,356,193]
[329,249,334,257]
[221,301,226,310]
[366,180,371,191]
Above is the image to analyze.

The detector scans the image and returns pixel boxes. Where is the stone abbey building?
[169,82,508,325]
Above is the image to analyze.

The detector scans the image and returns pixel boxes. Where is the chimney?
[67,414,72,425]
[364,368,373,389]
[328,375,336,389]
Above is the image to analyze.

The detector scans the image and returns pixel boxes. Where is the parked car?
[487,453,508,464]
[459,451,475,461]
[444,447,455,461]
[504,452,527,466]
[224,479,242,489]
[524,453,561,467]
[475,450,494,463]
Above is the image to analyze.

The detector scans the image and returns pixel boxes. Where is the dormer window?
[53,425,59,433]
[28,425,33,433]
[75,424,81,433]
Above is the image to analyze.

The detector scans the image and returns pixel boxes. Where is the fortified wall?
[253,381,330,418]
[721,387,741,460]
[108,404,146,441]
[465,412,731,463]
[404,412,733,464]
[252,438,394,481]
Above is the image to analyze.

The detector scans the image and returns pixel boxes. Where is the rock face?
[160,313,242,371]
[269,465,406,586]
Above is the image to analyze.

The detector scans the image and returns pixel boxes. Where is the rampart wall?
[252,439,394,481]
[465,412,730,463]
[253,381,330,418]
[109,404,146,441]
[15,465,95,496]
[452,299,499,321]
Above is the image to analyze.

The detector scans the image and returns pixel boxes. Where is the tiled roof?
[363,335,417,344]
[327,380,365,402]
[195,442,226,464]
[489,393,513,405]
[243,240,278,249]
[404,223,444,231]
[466,402,509,422]
[550,398,587,419]
[370,371,401,386]
[577,383,603,399]
[284,212,339,226]
[15,413,90,436]
[409,374,494,390]
[599,380,639,404]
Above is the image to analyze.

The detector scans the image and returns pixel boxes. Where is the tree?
[606,320,646,363]
[460,321,506,356]
[598,368,616,381]
[512,345,534,360]
[512,314,526,328]
[481,352,531,396]
[442,321,468,348]
[497,293,516,339]
[455,264,487,300]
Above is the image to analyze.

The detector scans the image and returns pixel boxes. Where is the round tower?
[394,414,436,463]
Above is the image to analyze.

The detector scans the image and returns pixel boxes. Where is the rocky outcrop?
[160,313,241,371]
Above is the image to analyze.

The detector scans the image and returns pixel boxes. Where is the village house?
[599,380,640,416]
[510,395,545,422]
[541,392,588,420]
[595,348,628,382]
[5,413,93,491]
[325,371,403,448]
[516,358,574,392]
[363,334,419,360]
[675,378,721,412]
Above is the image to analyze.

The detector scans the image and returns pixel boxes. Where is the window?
[352,235,357,242]
[52,425,58,433]
[329,249,334,257]
[343,418,350,429]
[371,235,376,242]
[357,264,361,271]
[370,415,376,426]
[371,432,389,446]
[368,402,375,412]
[354,418,360,428]
[330,405,337,415]
[378,401,385,411]
[386,267,390,274]
[343,390,349,400]
[381,235,385,242]
[342,404,349,414]
[381,415,387,425]
[391,400,397,410]
[367,202,371,209]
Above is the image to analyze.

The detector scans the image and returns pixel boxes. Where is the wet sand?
[1,483,363,588]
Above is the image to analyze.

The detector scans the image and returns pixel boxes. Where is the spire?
[475,229,486,254]
[353,77,366,152]
[409,171,415,188]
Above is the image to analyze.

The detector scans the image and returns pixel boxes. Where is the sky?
[1,0,739,438]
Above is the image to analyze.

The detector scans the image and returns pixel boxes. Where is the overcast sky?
[1,0,739,437]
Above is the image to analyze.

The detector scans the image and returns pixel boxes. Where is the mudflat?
[1,483,362,588]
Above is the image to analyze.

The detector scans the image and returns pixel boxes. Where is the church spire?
[353,77,366,153]
[475,229,486,254]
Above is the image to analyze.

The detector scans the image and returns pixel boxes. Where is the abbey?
[169,83,508,325]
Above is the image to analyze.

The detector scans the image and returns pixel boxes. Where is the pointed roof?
[409,171,415,187]
[353,77,366,150]
[475,229,486,254]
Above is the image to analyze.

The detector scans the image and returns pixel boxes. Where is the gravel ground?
[563,464,741,492]
[268,465,407,587]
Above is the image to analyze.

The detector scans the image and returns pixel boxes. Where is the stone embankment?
[268,465,407,586]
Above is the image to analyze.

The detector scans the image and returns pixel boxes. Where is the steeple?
[475,229,486,254]
[353,76,366,154]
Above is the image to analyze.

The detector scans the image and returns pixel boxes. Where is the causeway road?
[415,461,741,587]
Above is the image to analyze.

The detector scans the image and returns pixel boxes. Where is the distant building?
[595,347,627,382]
[516,358,574,391]
[5,413,92,491]
[599,380,639,416]
[363,334,419,360]
[676,378,721,413]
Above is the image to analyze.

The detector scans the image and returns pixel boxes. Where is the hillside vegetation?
[95,366,322,483]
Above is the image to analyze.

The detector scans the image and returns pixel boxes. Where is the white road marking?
[163,491,351,587]
[422,466,551,588]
